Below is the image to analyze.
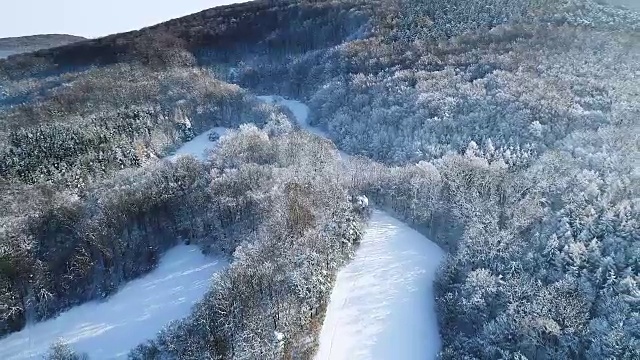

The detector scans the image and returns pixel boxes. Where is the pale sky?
[0,0,245,39]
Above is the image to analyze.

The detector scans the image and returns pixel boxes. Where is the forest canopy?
[0,0,638,359]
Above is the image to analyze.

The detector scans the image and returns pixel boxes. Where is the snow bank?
[0,245,227,360]
[314,211,444,360]
[167,127,228,161]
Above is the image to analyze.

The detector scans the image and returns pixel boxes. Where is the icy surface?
[168,127,228,161]
[259,95,446,360]
[0,245,227,359]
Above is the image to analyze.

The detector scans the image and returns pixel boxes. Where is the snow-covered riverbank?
[261,95,445,360]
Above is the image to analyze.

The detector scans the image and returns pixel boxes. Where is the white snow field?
[168,127,228,161]
[314,211,444,360]
[0,245,227,359]
[259,95,446,359]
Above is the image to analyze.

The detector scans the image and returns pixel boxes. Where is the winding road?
[260,96,445,360]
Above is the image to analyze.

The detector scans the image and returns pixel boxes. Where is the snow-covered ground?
[314,211,444,360]
[0,245,227,359]
[0,95,443,359]
[167,127,228,161]
[259,95,446,360]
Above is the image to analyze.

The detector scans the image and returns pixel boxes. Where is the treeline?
[0,64,277,185]
[0,157,210,335]
[0,0,371,80]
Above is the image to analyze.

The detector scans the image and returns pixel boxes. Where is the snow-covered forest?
[0,0,638,359]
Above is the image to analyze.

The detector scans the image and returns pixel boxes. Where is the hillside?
[1,0,639,359]
[0,0,369,78]
[0,34,85,58]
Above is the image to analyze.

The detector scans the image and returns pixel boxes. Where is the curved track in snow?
[260,95,445,360]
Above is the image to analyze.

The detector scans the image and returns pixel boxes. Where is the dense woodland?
[305,1,640,358]
[0,61,289,333]
[0,0,638,359]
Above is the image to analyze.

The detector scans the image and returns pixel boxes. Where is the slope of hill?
[1,0,638,359]
[0,34,85,58]
[0,0,369,78]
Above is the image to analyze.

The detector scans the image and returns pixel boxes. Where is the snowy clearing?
[0,245,227,359]
[167,127,228,161]
[259,95,446,360]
